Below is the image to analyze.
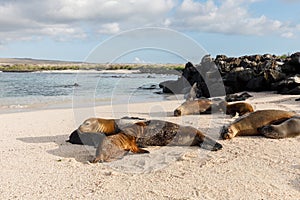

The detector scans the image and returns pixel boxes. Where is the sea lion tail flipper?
[199,136,223,151]
[193,130,222,150]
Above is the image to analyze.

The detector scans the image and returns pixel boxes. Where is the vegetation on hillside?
[0,63,184,73]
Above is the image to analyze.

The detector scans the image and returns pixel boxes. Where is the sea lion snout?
[220,126,229,139]
[174,109,182,116]
[66,129,83,144]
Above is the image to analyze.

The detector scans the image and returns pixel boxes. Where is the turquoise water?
[0,72,178,112]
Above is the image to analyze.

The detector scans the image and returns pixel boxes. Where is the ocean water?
[0,71,178,113]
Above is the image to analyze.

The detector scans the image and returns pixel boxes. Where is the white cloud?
[171,0,298,37]
[281,32,294,38]
[0,0,299,44]
[0,0,175,43]
[98,23,120,34]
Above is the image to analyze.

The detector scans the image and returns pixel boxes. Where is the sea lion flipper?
[199,136,223,151]
[134,122,147,126]
[128,142,149,154]
[132,148,149,154]
[193,130,223,151]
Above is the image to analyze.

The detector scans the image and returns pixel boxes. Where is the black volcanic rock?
[158,52,300,97]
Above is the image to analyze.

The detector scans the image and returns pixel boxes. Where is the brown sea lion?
[91,132,150,163]
[218,101,254,117]
[220,109,297,139]
[174,99,212,116]
[258,116,300,139]
[76,118,223,162]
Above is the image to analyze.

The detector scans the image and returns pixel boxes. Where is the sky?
[0,0,299,63]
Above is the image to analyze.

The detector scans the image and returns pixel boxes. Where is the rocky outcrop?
[159,52,300,96]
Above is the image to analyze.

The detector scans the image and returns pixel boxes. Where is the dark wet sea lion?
[67,129,103,147]
[218,101,254,117]
[174,99,212,116]
[258,116,300,139]
[122,120,222,150]
[220,109,297,139]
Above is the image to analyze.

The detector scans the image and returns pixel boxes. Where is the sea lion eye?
[84,121,91,126]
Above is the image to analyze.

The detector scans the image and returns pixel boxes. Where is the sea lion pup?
[258,116,300,139]
[91,120,223,163]
[91,133,150,163]
[218,101,254,117]
[220,110,297,139]
[174,99,213,116]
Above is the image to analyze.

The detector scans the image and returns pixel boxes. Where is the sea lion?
[258,116,300,139]
[75,118,223,162]
[67,129,103,147]
[92,120,222,162]
[123,120,222,150]
[91,132,150,163]
[220,109,297,139]
[225,92,252,102]
[218,101,254,117]
[174,99,212,116]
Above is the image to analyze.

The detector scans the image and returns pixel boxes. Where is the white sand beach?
[0,92,299,199]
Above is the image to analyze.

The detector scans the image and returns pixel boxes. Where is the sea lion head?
[78,118,100,133]
[78,118,118,134]
[67,129,103,147]
[220,125,235,139]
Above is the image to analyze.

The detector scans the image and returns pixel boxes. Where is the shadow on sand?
[17,134,95,163]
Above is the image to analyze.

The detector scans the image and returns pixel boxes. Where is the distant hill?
[0,58,85,65]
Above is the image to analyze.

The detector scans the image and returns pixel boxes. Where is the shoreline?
[0,71,179,114]
[0,92,299,199]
